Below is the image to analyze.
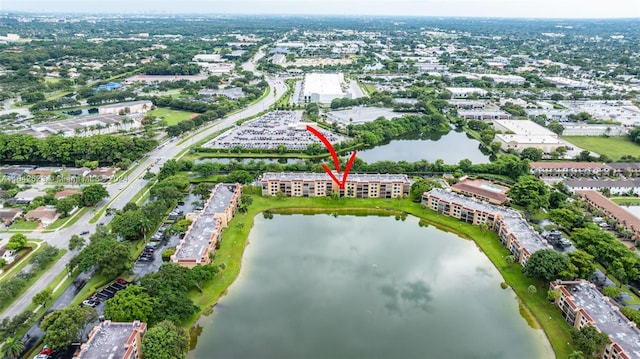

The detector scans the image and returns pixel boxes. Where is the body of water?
[356,130,491,164]
[189,214,550,359]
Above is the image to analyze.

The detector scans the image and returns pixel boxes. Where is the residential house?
[88,168,118,182]
[0,208,22,224]
[25,206,59,228]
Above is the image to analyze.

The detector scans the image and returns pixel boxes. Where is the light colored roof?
[576,190,640,231]
[493,120,557,136]
[303,73,344,96]
[530,162,610,170]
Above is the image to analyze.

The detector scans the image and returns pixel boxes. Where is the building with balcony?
[529,162,612,177]
[171,184,242,268]
[575,190,640,240]
[260,172,410,198]
[422,189,551,266]
[451,178,510,205]
[550,280,640,359]
[73,320,146,359]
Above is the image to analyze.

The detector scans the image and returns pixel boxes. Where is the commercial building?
[550,280,640,359]
[171,184,242,268]
[302,73,351,103]
[73,320,146,359]
[98,100,152,115]
[451,178,510,205]
[260,172,410,198]
[529,162,612,177]
[446,87,488,98]
[457,109,512,121]
[326,106,405,126]
[422,189,551,266]
[575,190,640,240]
[14,113,142,138]
[493,120,565,153]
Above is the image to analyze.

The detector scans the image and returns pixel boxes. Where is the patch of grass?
[148,107,196,126]
[0,243,38,282]
[360,82,376,95]
[611,197,640,205]
[183,195,574,358]
[8,219,39,231]
[562,136,640,161]
[0,248,66,314]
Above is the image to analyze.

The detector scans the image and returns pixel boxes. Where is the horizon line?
[2,11,640,20]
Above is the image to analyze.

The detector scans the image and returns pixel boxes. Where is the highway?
[0,49,287,320]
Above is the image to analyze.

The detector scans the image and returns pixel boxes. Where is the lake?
[188,214,550,359]
[356,130,491,164]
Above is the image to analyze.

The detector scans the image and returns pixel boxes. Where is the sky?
[2,0,639,18]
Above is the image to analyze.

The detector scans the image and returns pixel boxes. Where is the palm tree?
[1,337,25,359]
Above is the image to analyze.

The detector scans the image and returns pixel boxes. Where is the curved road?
[0,50,287,320]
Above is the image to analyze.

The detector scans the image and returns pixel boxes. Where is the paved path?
[0,48,286,320]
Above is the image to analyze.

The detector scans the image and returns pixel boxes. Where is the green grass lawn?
[611,197,640,205]
[184,194,574,358]
[43,207,91,232]
[0,247,66,314]
[563,136,640,161]
[148,107,196,126]
[8,219,39,232]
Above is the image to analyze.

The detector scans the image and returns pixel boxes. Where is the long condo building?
[170,183,242,268]
[550,280,640,359]
[260,172,410,198]
[73,321,146,359]
[422,188,551,266]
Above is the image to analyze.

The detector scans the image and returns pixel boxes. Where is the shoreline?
[185,195,566,357]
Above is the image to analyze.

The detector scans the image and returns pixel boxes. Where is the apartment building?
[73,321,146,359]
[260,172,410,198]
[550,280,640,359]
[575,190,640,240]
[608,163,640,178]
[565,179,640,196]
[530,162,612,177]
[171,183,242,268]
[422,189,551,266]
[451,178,510,205]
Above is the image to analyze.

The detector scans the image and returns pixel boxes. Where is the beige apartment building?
[260,172,410,198]
[550,280,640,359]
[73,321,146,359]
[171,183,242,268]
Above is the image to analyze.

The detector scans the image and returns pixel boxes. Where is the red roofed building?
[576,190,640,240]
[451,178,510,205]
[530,162,611,177]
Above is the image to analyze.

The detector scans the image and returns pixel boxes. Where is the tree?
[81,184,109,206]
[547,121,564,136]
[238,194,253,214]
[189,265,219,293]
[41,306,98,350]
[547,289,562,302]
[68,234,85,251]
[602,286,621,298]
[570,326,609,358]
[568,350,585,359]
[104,285,156,323]
[192,183,213,200]
[7,234,27,251]
[410,178,435,202]
[32,288,52,307]
[54,196,78,217]
[522,249,569,282]
[110,209,150,240]
[69,229,132,277]
[0,337,24,359]
[141,320,189,359]
[563,250,595,280]
[507,175,550,211]
[226,170,253,184]
[140,264,198,324]
[519,147,544,161]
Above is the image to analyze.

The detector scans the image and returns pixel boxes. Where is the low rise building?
[565,179,640,196]
[550,280,640,359]
[0,208,22,225]
[98,100,153,115]
[73,320,146,359]
[530,162,611,177]
[457,109,512,121]
[171,184,241,268]
[302,73,351,104]
[446,87,488,98]
[607,163,640,178]
[451,178,510,205]
[576,190,640,240]
[493,120,565,153]
[261,172,410,199]
[422,189,551,266]
[25,206,59,227]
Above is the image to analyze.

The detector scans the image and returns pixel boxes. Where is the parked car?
[115,278,127,285]
[80,231,90,235]
[82,300,98,307]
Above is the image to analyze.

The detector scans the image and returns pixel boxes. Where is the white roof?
[303,73,344,96]
[496,134,564,145]
[493,120,557,136]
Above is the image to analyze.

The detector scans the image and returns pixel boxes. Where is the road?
[0,48,287,320]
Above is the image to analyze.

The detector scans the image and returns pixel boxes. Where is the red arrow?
[306,125,357,189]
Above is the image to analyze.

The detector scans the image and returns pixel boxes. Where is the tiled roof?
[576,190,640,231]
[530,161,610,170]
